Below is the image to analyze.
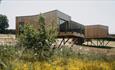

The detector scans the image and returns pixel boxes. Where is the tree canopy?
[0,14,9,33]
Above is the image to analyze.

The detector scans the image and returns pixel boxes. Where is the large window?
[59,18,69,32]
[59,18,67,24]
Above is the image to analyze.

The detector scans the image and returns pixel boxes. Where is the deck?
[58,32,84,38]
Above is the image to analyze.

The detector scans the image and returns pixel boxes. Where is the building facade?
[16,10,85,38]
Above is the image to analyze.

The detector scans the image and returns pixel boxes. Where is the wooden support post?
[99,40,103,46]
[58,38,64,48]
[63,38,69,45]
[60,38,69,48]
[97,39,99,46]
[70,38,77,49]
[105,40,110,46]
[90,40,96,46]
[90,40,92,46]
[102,39,104,46]
[98,40,100,46]
[74,38,78,44]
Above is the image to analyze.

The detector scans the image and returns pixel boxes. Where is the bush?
[17,15,57,61]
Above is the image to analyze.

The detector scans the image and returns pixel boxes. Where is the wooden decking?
[58,32,84,38]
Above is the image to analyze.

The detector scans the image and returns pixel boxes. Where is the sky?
[0,0,115,34]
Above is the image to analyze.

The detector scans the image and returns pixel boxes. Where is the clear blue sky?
[0,0,115,34]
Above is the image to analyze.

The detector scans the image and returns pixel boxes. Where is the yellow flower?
[23,64,28,70]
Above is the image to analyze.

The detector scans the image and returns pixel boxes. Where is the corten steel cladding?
[85,25,108,38]
[16,10,85,39]
[16,10,59,34]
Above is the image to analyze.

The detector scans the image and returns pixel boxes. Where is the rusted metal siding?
[16,10,58,34]
[85,25,108,38]
[16,10,85,39]
[16,10,71,34]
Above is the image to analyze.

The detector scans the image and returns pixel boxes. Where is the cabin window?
[59,18,69,32]
[19,22,24,34]
[18,17,24,22]
[59,18,67,24]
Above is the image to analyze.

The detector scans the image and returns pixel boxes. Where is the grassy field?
[0,34,115,70]
[6,58,115,70]
[0,45,115,70]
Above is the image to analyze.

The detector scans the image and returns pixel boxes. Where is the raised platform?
[85,36,115,41]
[58,32,84,38]
[85,36,115,46]
[56,32,85,48]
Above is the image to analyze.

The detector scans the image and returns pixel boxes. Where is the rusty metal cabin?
[85,25,108,39]
[16,10,85,46]
[84,25,112,46]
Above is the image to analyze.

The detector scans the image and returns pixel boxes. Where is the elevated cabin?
[85,25,110,46]
[16,10,85,45]
[85,25,108,39]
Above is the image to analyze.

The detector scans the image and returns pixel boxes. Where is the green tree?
[18,15,57,61]
[0,14,9,33]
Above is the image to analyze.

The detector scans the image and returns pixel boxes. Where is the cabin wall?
[16,11,58,34]
[85,25,108,38]
[16,10,85,39]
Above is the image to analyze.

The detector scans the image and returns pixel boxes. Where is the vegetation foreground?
[0,45,115,70]
[0,16,115,70]
[8,58,115,70]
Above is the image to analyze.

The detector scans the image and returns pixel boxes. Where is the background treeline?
[0,29,15,34]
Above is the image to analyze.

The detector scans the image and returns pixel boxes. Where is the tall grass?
[0,45,115,70]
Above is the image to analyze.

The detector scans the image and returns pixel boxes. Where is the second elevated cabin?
[85,25,108,39]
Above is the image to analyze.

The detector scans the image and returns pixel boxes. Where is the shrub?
[17,15,57,61]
